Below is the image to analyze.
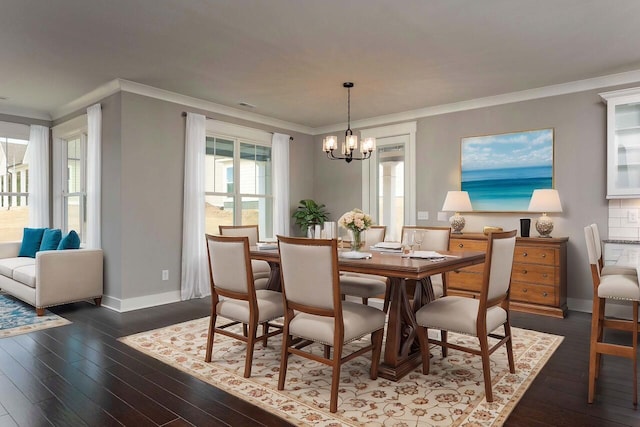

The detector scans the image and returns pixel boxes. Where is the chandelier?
[322,82,375,163]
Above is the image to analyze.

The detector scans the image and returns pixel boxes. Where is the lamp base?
[535,214,554,238]
[450,213,465,234]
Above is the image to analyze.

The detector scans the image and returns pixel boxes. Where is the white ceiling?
[2,0,640,128]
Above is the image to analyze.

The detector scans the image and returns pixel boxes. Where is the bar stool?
[584,225,640,405]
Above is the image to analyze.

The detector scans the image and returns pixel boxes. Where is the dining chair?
[340,225,389,310]
[589,223,637,276]
[204,234,284,378]
[414,230,517,402]
[277,236,385,413]
[219,225,271,290]
[584,225,640,405]
[401,226,451,299]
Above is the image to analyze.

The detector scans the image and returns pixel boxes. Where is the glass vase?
[350,229,364,252]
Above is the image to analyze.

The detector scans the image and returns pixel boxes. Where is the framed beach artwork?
[460,128,554,212]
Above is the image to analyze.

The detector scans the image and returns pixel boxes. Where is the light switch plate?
[629,209,639,223]
[417,211,429,220]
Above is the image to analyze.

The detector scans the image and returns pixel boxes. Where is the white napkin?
[256,242,278,250]
[409,250,445,259]
[340,251,373,259]
[373,242,403,250]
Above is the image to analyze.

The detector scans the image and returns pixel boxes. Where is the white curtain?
[86,104,102,249]
[26,125,50,227]
[181,113,209,300]
[272,133,290,236]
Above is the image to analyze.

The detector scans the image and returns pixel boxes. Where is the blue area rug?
[0,293,70,338]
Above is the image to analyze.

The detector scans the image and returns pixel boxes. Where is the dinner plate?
[340,251,373,259]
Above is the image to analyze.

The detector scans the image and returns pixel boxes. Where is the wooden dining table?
[250,246,486,381]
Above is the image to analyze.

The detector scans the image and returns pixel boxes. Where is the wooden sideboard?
[446,233,568,318]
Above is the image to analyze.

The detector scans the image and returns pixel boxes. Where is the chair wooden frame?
[204,234,283,378]
[218,225,261,245]
[415,230,516,402]
[585,225,639,406]
[277,236,384,413]
[340,225,388,308]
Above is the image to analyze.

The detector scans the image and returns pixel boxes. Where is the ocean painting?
[461,129,553,211]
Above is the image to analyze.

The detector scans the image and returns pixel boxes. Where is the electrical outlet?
[417,211,429,220]
[162,270,169,281]
[629,209,639,223]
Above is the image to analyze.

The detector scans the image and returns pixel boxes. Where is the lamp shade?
[528,189,563,213]
[442,191,473,212]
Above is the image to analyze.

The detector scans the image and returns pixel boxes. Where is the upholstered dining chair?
[277,236,385,413]
[219,225,271,290]
[204,234,284,378]
[401,226,451,299]
[414,230,517,402]
[340,225,389,309]
[584,225,640,405]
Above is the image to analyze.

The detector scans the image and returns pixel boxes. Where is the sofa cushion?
[40,228,62,251]
[0,257,35,278]
[12,264,36,288]
[58,230,81,250]
[18,228,46,258]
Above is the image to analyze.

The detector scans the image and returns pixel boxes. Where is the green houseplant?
[292,199,329,236]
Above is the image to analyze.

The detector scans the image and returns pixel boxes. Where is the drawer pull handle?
[542,253,546,258]
[542,273,548,278]
[522,270,527,274]
[523,288,528,293]
[522,252,528,257]
[543,292,548,297]
[458,243,464,248]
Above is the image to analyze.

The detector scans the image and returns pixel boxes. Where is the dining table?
[250,245,486,381]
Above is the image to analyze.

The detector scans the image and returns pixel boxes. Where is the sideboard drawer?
[511,282,556,305]
[511,263,556,285]
[450,238,487,252]
[446,270,482,292]
[513,246,556,266]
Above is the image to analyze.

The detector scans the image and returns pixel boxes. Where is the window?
[53,114,88,242]
[0,129,30,242]
[361,122,417,242]
[204,121,273,238]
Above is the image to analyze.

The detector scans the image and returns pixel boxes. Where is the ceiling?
[2,0,640,129]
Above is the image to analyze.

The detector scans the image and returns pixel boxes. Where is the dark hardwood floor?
[0,299,639,426]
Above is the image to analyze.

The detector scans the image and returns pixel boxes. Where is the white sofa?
[0,241,103,315]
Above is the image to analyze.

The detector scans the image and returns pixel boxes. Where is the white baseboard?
[102,290,182,313]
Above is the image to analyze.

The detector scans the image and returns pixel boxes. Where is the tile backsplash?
[608,199,640,240]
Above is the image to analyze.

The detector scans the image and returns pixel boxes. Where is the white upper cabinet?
[601,87,640,198]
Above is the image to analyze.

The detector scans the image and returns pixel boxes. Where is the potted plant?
[292,199,329,237]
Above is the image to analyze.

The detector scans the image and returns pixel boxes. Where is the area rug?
[0,293,71,338]
[120,317,562,426]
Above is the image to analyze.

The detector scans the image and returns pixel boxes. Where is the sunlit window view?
[205,136,273,238]
[377,143,405,242]
[0,137,29,242]
[64,136,87,242]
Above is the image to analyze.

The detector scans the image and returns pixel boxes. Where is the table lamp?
[528,189,563,237]
[442,191,473,234]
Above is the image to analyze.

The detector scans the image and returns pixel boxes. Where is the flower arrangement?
[338,208,373,232]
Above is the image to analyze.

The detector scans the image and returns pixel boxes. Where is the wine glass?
[413,230,424,250]
[401,230,415,256]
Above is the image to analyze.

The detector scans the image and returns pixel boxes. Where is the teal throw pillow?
[18,228,47,258]
[57,230,81,250]
[40,228,62,251]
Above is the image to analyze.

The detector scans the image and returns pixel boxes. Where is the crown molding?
[0,105,51,121]
[49,68,640,136]
[311,68,640,135]
[52,78,313,134]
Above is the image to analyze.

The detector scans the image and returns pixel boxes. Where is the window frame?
[205,120,273,236]
[52,114,88,241]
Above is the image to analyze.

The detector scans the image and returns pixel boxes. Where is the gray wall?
[112,92,315,302]
[313,86,635,311]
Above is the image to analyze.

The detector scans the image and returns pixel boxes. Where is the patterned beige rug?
[120,317,562,426]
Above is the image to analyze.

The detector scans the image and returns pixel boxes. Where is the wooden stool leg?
[588,296,602,404]
[633,301,638,406]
